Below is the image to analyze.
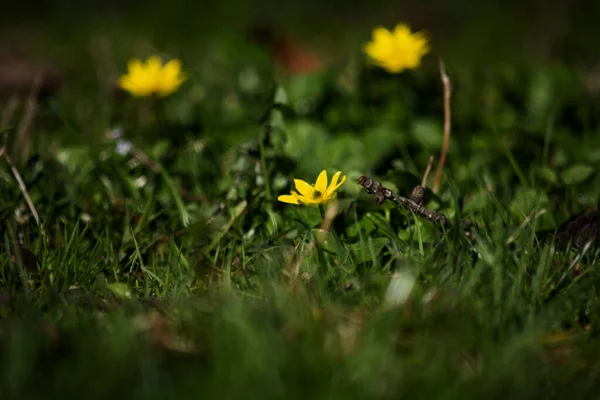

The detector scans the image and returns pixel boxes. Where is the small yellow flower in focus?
[278,170,346,206]
[118,56,185,97]
[364,24,430,73]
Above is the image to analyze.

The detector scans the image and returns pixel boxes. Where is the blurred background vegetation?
[3,0,600,70]
[2,1,600,399]
[3,0,600,149]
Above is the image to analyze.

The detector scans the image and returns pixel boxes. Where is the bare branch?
[422,155,435,188]
[12,74,41,165]
[3,150,42,230]
[358,176,451,227]
[433,59,452,193]
[0,78,44,236]
[1,96,20,132]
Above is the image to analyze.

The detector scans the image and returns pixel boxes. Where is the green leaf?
[397,218,438,243]
[365,213,397,241]
[311,228,338,254]
[463,190,489,213]
[273,86,289,105]
[269,86,290,131]
[151,140,171,160]
[294,206,322,228]
[107,283,133,299]
[508,188,555,230]
[536,166,558,184]
[561,164,594,185]
[207,200,247,251]
[160,166,190,226]
[347,237,390,264]
[510,188,548,219]
[412,119,444,149]
[384,271,417,307]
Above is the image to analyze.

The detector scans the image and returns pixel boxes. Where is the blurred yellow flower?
[278,170,346,206]
[118,56,185,97]
[364,24,429,73]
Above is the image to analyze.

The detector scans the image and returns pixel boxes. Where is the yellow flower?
[364,24,430,73]
[278,170,346,206]
[118,56,185,97]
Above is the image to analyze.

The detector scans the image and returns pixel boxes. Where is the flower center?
[311,190,322,199]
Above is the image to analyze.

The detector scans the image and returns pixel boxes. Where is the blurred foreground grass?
[2,3,600,399]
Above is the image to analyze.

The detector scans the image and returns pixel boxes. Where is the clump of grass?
[1,15,600,400]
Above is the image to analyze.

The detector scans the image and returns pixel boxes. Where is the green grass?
[2,15,600,399]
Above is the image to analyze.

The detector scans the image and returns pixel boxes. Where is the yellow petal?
[383,62,405,74]
[162,59,182,78]
[321,193,337,204]
[365,40,388,59]
[334,174,347,189]
[146,56,163,71]
[325,171,342,194]
[120,56,171,97]
[118,75,151,97]
[118,76,137,93]
[157,59,185,96]
[365,23,430,74]
[372,26,393,42]
[295,194,320,206]
[314,170,328,194]
[365,27,393,60]
[364,43,382,61]
[327,171,341,189]
[127,59,144,74]
[326,172,346,198]
[278,194,300,204]
[294,179,315,197]
[413,34,430,56]
[118,75,131,90]
[393,24,411,39]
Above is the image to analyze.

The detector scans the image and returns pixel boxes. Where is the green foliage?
[2,17,600,400]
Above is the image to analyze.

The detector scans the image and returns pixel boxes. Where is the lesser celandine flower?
[278,170,346,206]
[119,56,185,97]
[364,24,429,73]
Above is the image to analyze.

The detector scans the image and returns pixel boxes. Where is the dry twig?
[2,151,42,229]
[422,155,435,188]
[359,176,451,227]
[1,96,20,128]
[12,74,41,165]
[0,78,44,234]
[288,202,339,286]
[358,175,474,239]
[433,59,452,193]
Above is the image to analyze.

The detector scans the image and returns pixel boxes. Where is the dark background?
[1,0,600,64]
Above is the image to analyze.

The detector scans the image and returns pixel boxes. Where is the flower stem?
[258,132,272,201]
[318,204,325,221]
[151,97,166,126]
